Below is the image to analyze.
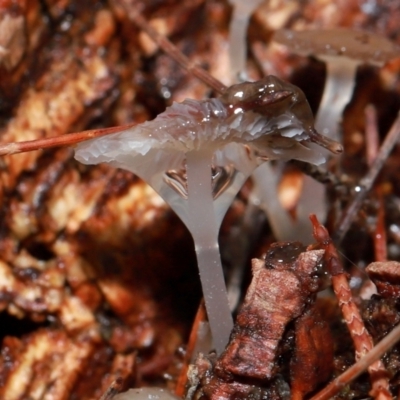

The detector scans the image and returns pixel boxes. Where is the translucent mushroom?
[251,164,324,242]
[269,29,399,242]
[226,0,324,245]
[273,28,400,139]
[75,75,340,354]
[228,0,264,82]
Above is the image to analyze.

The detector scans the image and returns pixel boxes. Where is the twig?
[118,0,227,95]
[289,159,343,186]
[311,214,392,399]
[333,112,400,243]
[365,104,387,261]
[375,198,388,262]
[0,123,137,156]
[365,104,380,166]
[175,300,208,397]
[99,378,124,400]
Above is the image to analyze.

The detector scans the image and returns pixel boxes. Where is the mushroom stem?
[252,165,324,242]
[228,10,251,82]
[228,0,263,82]
[252,164,295,240]
[315,59,359,139]
[186,149,233,354]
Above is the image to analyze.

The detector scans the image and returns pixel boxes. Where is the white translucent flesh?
[252,164,296,240]
[228,10,250,81]
[315,58,359,140]
[186,149,233,354]
[74,94,325,351]
[297,59,358,241]
[75,139,257,353]
[252,165,326,241]
[227,3,331,242]
[228,0,264,81]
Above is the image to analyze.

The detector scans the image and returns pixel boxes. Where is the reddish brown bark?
[190,243,333,399]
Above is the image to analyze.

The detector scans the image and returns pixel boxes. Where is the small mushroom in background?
[273,28,400,140]
[227,0,264,82]
[226,0,328,244]
[270,28,400,242]
[75,75,339,354]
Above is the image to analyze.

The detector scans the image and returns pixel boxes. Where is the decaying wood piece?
[367,261,400,298]
[0,2,26,71]
[188,243,333,400]
[0,329,137,400]
[115,0,226,95]
[290,304,333,400]
[0,3,204,396]
[311,215,392,399]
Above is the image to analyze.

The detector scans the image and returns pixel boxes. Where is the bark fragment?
[367,261,400,298]
[189,243,333,400]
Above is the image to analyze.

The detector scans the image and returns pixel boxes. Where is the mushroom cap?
[74,76,328,229]
[75,76,326,171]
[273,28,400,66]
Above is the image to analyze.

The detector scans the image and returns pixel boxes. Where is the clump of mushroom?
[75,75,340,354]
[273,28,400,139]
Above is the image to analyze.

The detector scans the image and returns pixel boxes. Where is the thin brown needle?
[365,104,379,165]
[175,300,208,397]
[99,378,124,400]
[0,123,137,156]
[120,0,227,95]
[333,112,400,243]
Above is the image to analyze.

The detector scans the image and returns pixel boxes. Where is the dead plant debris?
[1,1,400,399]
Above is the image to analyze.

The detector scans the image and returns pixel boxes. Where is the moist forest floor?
[1,1,400,399]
